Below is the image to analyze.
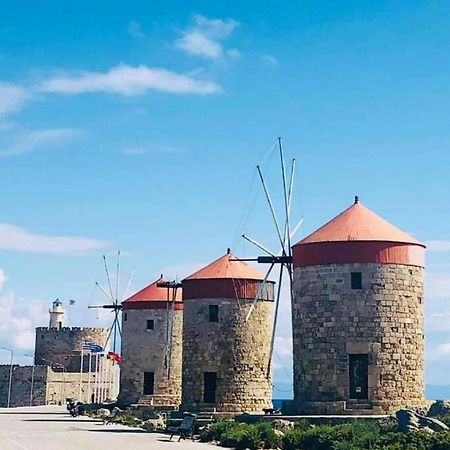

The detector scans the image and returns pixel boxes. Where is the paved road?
[0,405,217,450]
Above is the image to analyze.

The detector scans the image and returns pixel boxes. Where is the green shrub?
[255,422,283,449]
[203,420,240,442]
[220,423,252,448]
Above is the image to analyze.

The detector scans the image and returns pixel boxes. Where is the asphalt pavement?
[0,405,217,450]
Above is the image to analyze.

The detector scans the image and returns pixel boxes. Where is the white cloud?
[425,272,450,300]
[426,312,450,333]
[274,336,293,358]
[0,272,48,362]
[227,49,242,59]
[122,141,186,156]
[175,15,239,60]
[427,341,450,362]
[259,54,279,66]
[0,128,78,157]
[0,223,111,255]
[0,82,29,117]
[38,64,221,96]
[426,240,450,252]
[127,20,145,39]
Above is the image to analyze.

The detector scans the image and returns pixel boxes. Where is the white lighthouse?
[49,299,65,329]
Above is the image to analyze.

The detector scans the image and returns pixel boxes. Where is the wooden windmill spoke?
[102,255,115,301]
[95,282,114,302]
[267,265,284,378]
[245,262,275,322]
[242,234,276,257]
[257,165,286,254]
[121,269,135,303]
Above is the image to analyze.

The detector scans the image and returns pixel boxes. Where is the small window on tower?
[124,313,128,322]
[146,319,154,330]
[351,272,362,290]
[209,305,219,322]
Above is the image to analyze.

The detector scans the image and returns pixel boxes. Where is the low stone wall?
[0,365,108,407]
[0,365,48,407]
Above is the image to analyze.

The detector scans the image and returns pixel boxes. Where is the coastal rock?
[428,400,450,417]
[396,409,449,433]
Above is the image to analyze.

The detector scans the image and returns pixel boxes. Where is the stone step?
[346,403,373,409]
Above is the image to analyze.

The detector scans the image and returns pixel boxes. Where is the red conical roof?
[295,197,424,247]
[123,275,182,304]
[184,250,266,281]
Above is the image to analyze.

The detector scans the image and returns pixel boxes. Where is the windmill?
[89,251,134,355]
[239,137,303,377]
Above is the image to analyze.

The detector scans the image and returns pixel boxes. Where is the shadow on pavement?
[89,429,148,434]
[25,418,102,423]
[0,412,66,415]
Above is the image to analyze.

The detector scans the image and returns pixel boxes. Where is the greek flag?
[82,341,104,353]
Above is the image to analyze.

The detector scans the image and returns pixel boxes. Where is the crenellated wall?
[34,327,109,372]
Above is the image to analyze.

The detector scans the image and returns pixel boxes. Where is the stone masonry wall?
[0,365,48,407]
[182,297,274,412]
[119,309,182,406]
[292,263,424,414]
[35,327,109,372]
[0,365,102,407]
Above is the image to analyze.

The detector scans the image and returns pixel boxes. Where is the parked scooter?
[66,398,84,417]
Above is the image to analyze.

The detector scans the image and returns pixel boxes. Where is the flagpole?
[100,354,104,403]
[79,347,83,401]
[94,353,99,403]
[88,352,92,403]
[105,357,110,401]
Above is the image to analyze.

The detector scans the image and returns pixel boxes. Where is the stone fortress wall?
[292,262,424,414]
[119,308,182,406]
[0,365,100,407]
[35,327,109,372]
[182,297,274,412]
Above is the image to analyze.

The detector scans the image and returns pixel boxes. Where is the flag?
[107,351,121,364]
[83,341,104,353]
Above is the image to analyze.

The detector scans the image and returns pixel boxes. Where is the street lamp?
[0,347,14,408]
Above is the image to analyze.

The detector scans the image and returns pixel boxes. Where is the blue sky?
[0,1,450,391]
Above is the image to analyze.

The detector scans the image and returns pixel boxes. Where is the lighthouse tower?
[49,299,64,329]
[291,197,425,414]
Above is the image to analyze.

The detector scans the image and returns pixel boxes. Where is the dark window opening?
[146,319,154,330]
[203,372,217,403]
[124,313,128,322]
[351,272,362,290]
[209,305,219,322]
[143,372,154,395]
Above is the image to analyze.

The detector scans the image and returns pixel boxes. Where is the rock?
[428,400,450,417]
[420,416,449,432]
[273,429,285,438]
[142,414,165,432]
[396,409,449,433]
[96,408,110,418]
[271,419,294,432]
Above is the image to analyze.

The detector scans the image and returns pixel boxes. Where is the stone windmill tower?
[181,249,275,412]
[119,275,182,407]
[291,197,425,414]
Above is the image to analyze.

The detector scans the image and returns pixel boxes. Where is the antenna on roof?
[241,137,301,378]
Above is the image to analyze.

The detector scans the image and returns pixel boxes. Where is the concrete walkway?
[0,405,217,450]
